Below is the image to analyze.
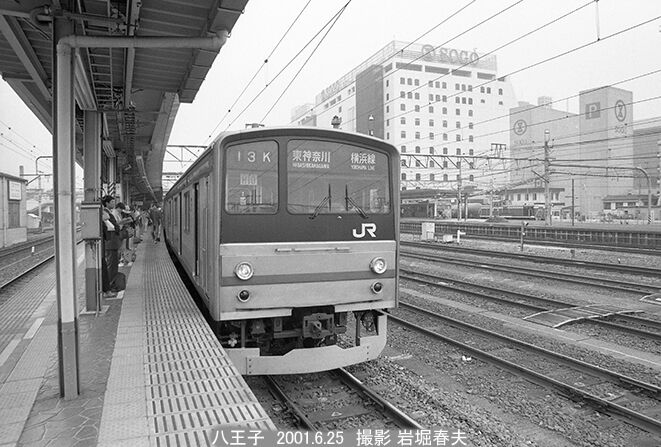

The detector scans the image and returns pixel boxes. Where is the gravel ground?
[383,300,657,446]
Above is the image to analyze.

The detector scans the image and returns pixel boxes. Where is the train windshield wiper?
[309,184,332,219]
[345,185,368,219]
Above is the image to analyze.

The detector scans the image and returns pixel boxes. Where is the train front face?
[217,129,399,375]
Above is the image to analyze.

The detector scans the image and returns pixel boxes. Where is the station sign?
[8,180,21,200]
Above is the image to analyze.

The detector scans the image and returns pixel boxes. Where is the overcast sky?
[1,0,660,180]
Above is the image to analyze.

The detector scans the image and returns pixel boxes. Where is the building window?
[429,106,434,113]
[486,87,491,93]
[443,147,448,154]
[429,94,434,101]
[400,104,406,111]
[430,173,435,181]
[533,193,537,200]
[414,92,420,100]
[525,193,529,201]
[456,148,461,155]
[414,79,419,86]
[456,174,461,180]
[468,110,473,117]
[456,121,461,128]
[386,132,390,139]
[415,105,420,112]
[428,81,433,87]
[462,84,466,91]
[386,105,389,113]
[414,118,420,126]
[386,80,389,87]
[469,175,474,181]
[415,131,420,139]
[455,83,460,90]
[429,147,435,154]
[468,85,473,92]
[442,107,447,114]
[462,97,466,104]
[455,108,460,115]
[402,173,407,180]
[468,122,473,129]
[443,133,448,141]
[455,97,460,104]
[442,95,447,102]
[468,98,473,105]
[435,81,440,88]
[415,146,421,153]
[401,131,407,138]
[400,77,405,84]
[386,119,390,126]
[8,201,20,228]
[429,119,435,127]
[416,160,422,167]
[401,117,406,124]
[442,82,447,88]
[517,194,521,201]
[443,160,448,168]
[468,135,474,142]
[400,91,405,98]
[407,92,412,99]
[443,174,448,181]
[429,132,434,140]
[386,93,389,101]
[480,86,485,93]
[469,149,474,155]
[407,78,412,85]
[456,135,461,141]
[401,145,407,153]
[498,101,503,105]
[415,173,421,180]
[498,88,503,95]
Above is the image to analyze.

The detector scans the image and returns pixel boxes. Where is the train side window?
[225,140,278,214]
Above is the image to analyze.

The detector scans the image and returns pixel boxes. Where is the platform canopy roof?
[0,0,248,202]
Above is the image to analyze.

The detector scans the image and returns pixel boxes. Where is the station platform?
[0,235,274,447]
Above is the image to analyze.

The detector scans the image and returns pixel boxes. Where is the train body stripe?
[220,269,395,286]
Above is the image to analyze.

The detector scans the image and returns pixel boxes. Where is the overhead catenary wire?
[391,13,661,145]
[221,1,352,133]
[204,0,313,142]
[259,1,352,123]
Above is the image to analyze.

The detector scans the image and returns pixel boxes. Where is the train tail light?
[234,262,254,280]
[369,257,387,274]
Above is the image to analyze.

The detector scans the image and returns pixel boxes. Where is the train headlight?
[369,257,387,274]
[234,262,254,280]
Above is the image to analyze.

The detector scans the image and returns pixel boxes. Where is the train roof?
[211,126,399,155]
[165,126,399,198]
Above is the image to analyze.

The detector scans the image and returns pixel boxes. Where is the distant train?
[163,127,399,375]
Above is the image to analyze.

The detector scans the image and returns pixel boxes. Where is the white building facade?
[302,41,518,192]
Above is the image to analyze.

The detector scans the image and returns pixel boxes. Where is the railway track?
[400,268,661,343]
[388,302,661,435]
[401,249,661,296]
[403,241,661,276]
[264,369,422,430]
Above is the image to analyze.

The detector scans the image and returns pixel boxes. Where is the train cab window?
[287,139,391,215]
[225,140,278,214]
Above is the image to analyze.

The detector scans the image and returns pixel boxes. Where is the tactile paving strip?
[99,242,274,447]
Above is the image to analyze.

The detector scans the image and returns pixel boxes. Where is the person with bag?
[102,196,121,296]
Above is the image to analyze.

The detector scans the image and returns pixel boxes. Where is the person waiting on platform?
[149,203,162,243]
[114,202,135,266]
[101,195,120,297]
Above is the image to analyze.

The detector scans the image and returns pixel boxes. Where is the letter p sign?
[352,223,377,238]
[585,102,600,120]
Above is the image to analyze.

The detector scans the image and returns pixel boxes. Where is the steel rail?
[263,376,317,430]
[400,269,661,342]
[334,368,423,429]
[402,250,659,295]
[387,304,661,434]
[403,241,661,276]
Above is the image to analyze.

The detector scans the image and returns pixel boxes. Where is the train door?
[199,178,208,294]
[194,183,199,276]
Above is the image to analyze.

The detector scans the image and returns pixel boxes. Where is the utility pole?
[489,178,494,218]
[571,179,575,227]
[457,164,462,221]
[543,129,553,226]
